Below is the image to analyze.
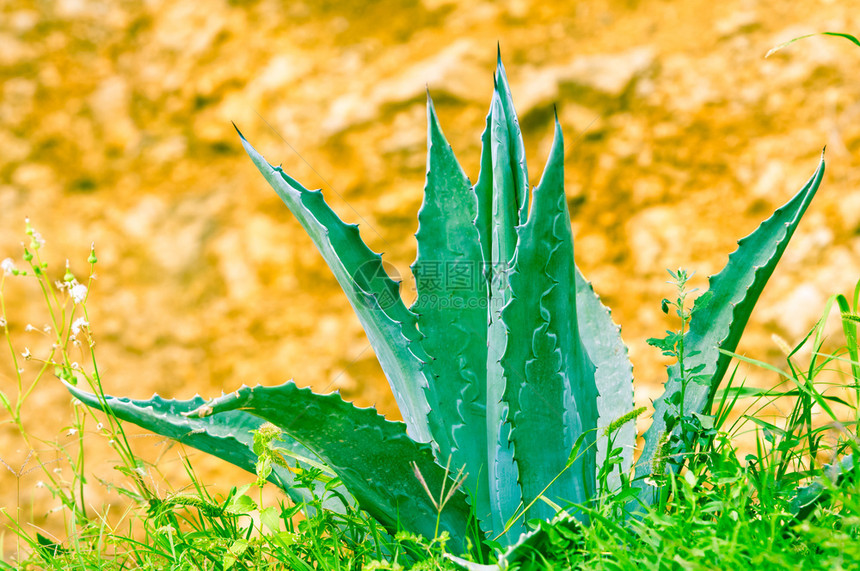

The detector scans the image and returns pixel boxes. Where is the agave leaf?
[790,454,857,520]
[491,514,587,571]
[63,383,339,510]
[236,129,432,444]
[189,382,475,554]
[473,108,494,267]
[411,94,491,523]
[444,554,499,571]
[636,154,826,500]
[485,87,524,541]
[574,266,635,486]
[495,48,530,223]
[501,116,598,523]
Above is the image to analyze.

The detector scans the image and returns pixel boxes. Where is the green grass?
[2,223,858,570]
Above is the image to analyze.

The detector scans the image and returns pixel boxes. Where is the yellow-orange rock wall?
[2,0,859,555]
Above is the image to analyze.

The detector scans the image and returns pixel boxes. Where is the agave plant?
[67,54,824,554]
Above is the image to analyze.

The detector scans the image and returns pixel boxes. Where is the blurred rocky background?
[1,0,859,553]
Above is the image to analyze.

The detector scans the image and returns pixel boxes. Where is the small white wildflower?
[1,258,15,275]
[107,439,115,447]
[17,368,23,374]
[67,428,78,436]
[22,348,31,359]
[55,281,66,290]
[71,398,82,406]
[71,362,81,371]
[71,317,88,335]
[35,481,45,489]
[31,231,45,248]
[96,422,104,431]
[0,318,6,328]
[24,324,37,332]
[53,468,62,474]
[43,325,51,333]
[70,282,87,304]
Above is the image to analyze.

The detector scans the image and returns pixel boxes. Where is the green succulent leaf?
[501,116,598,523]
[63,382,337,510]
[494,48,530,223]
[444,554,499,571]
[636,153,826,500]
[486,514,591,571]
[188,382,475,555]
[411,94,491,524]
[790,454,858,520]
[473,108,494,268]
[236,128,433,444]
[485,86,524,541]
[574,266,635,487]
